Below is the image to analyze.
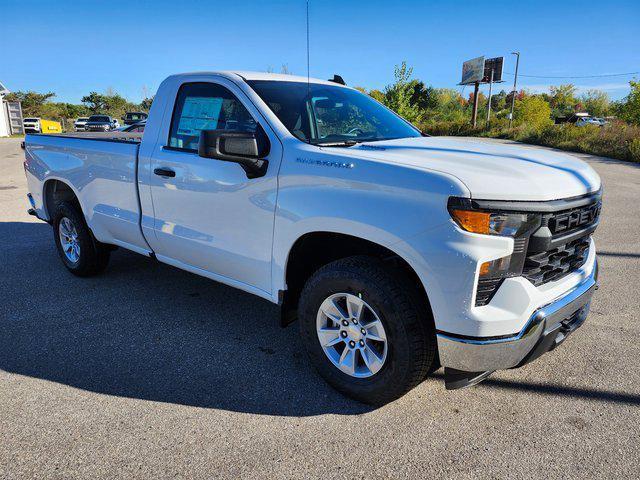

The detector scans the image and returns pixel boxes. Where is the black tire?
[298,256,436,405]
[52,201,110,277]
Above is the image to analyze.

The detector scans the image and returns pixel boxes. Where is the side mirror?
[198,127,270,178]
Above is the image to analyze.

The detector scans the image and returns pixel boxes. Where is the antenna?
[306,0,310,90]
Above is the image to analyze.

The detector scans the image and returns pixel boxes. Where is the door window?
[168,82,257,151]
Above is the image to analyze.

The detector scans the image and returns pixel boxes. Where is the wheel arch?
[42,178,83,220]
[278,230,433,327]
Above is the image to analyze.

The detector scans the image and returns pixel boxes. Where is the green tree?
[409,81,437,111]
[382,62,423,124]
[581,89,610,117]
[618,80,640,125]
[103,93,129,119]
[427,88,466,122]
[490,90,508,113]
[82,91,140,119]
[514,95,552,129]
[368,89,385,103]
[81,92,107,113]
[4,91,55,117]
[549,84,577,118]
[140,96,154,111]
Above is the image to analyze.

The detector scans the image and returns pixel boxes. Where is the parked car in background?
[74,117,90,131]
[22,118,41,133]
[123,111,148,125]
[576,116,602,127]
[112,118,121,129]
[23,118,62,134]
[84,115,116,132]
[116,121,146,133]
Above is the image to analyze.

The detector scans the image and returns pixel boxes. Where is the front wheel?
[52,202,111,277]
[298,256,436,405]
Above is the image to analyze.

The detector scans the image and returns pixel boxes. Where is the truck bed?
[37,131,143,143]
[24,133,150,255]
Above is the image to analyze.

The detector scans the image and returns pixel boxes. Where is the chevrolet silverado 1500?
[23,71,601,404]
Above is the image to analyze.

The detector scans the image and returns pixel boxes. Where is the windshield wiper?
[311,140,359,147]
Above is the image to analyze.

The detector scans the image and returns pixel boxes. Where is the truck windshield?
[89,116,110,122]
[247,80,421,145]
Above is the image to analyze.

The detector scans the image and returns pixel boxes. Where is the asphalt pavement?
[1,137,638,479]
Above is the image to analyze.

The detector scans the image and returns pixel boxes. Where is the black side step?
[444,368,494,390]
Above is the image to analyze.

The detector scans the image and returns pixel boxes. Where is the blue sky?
[3,0,639,103]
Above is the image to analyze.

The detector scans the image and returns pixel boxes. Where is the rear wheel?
[52,201,110,276]
[298,256,436,405]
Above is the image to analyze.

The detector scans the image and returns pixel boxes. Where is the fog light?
[479,256,511,278]
[476,256,511,307]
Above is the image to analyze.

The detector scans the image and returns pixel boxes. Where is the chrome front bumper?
[437,261,598,374]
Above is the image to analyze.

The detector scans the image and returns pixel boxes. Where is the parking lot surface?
[1,137,638,479]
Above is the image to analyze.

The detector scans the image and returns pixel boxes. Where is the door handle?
[154,167,176,178]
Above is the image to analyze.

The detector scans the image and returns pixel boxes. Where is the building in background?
[0,81,24,137]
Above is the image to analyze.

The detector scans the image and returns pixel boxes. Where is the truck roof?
[169,71,351,88]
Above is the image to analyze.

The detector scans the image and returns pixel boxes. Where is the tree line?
[4,90,154,125]
[355,62,640,130]
[5,65,639,161]
[7,64,639,129]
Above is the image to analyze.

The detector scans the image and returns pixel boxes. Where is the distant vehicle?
[116,121,146,133]
[576,117,602,127]
[123,112,148,125]
[22,118,41,133]
[112,118,121,129]
[555,113,603,127]
[84,115,116,132]
[74,117,90,132]
[23,118,62,134]
[593,117,609,126]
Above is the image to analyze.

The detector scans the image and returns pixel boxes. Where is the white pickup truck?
[23,71,601,404]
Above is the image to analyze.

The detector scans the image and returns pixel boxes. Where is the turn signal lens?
[450,209,491,234]
[479,256,511,278]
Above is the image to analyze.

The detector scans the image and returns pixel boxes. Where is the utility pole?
[486,69,494,125]
[509,51,520,128]
[471,82,480,128]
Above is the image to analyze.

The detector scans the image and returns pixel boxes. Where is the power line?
[503,71,639,79]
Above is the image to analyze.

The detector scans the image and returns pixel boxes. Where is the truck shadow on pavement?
[1,222,375,416]
[1,221,639,415]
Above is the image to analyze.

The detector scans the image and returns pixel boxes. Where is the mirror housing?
[198,127,270,178]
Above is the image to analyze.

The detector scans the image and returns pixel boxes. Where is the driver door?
[144,79,282,298]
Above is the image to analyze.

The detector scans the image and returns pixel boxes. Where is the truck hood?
[342,136,601,201]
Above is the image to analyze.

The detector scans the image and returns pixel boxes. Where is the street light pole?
[486,69,494,125]
[509,51,520,128]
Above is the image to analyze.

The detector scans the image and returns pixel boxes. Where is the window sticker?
[176,96,224,138]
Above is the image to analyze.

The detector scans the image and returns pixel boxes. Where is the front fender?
[271,149,470,300]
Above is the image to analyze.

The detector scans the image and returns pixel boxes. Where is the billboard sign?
[483,57,504,83]
[461,56,485,85]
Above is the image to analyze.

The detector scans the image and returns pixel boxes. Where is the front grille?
[471,192,601,305]
[545,201,601,236]
[523,235,591,286]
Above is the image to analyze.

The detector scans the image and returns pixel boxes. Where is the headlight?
[448,196,542,306]
[448,198,539,237]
